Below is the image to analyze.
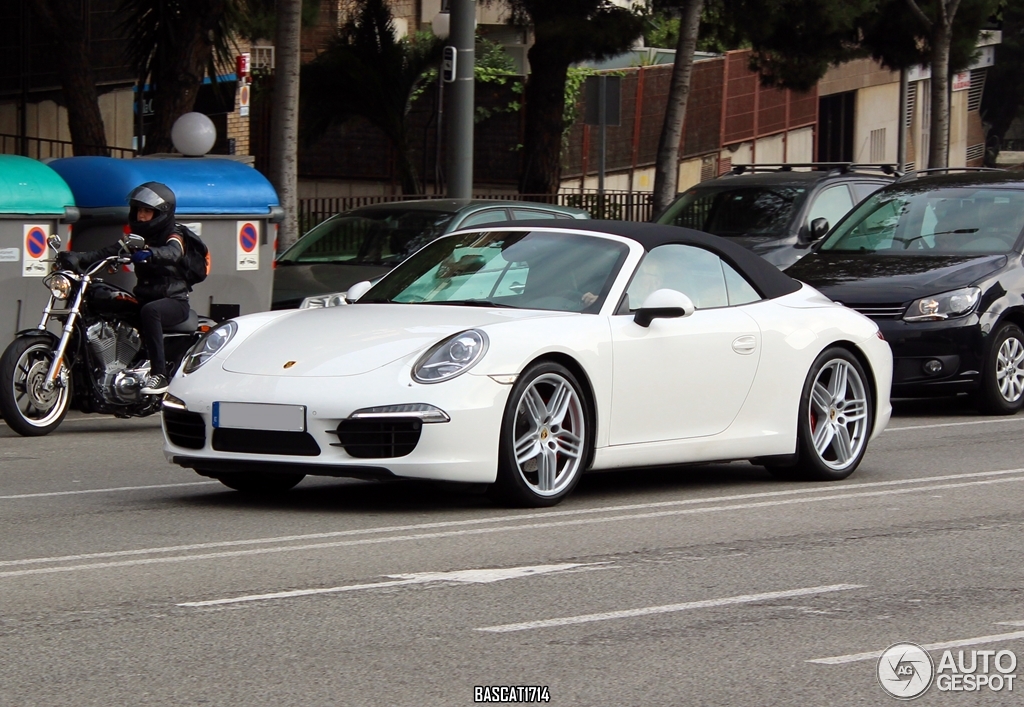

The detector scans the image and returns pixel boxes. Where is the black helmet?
[127,181,176,239]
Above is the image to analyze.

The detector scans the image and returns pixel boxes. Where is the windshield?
[659,184,807,237]
[820,187,1024,255]
[359,230,630,313]
[277,209,456,265]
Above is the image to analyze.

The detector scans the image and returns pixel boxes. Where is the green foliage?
[300,0,442,192]
[473,37,524,123]
[232,0,321,42]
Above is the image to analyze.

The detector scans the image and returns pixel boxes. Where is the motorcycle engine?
[85,321,147,404]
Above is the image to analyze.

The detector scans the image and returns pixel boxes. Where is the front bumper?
[877,315,984,396]
[162,362,512,484]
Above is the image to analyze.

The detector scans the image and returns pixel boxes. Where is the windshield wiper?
[429,299,515,308]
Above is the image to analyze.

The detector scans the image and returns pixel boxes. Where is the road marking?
[179,562,603,607]
[996,620,1024,627]
[4,467,1022,569]
[3,474,1022,579]
[808,629,1024,665]
[0,481,216,500]
[887,418,1024,432]
[477,584,864,633]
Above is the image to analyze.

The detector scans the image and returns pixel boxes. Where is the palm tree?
[499,1,644,195]
[299,0,443,195]
[118,0,237,154]
[269,0,303,249]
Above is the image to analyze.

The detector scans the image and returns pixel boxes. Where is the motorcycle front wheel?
[0,337,72,436]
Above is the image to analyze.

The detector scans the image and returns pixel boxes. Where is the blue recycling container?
[49,156,284,322]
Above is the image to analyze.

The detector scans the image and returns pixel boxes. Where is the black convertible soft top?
[468,219,803,300]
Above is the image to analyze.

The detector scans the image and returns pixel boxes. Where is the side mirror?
[123,233,146,251]
[634,289,695,328]
[808,217,830,242]
[345,280,373,303]
[47,234,62,251]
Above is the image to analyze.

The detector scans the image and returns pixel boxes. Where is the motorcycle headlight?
[301,292,348,309]
[412,330,488,384]
[904,286,981,322]
[182,321,237,374]
[43,273,73,300]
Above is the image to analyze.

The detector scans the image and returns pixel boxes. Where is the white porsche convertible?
[162,221,892,506]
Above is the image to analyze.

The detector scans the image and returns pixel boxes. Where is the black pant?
[139,298,189,377]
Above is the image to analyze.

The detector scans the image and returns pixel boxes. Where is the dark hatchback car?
[655,163,895,269]
[786,170,1024,413]
[272,199,589,309]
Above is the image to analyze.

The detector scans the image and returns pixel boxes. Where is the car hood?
[222,304,571,377]
[785,253,1008,303]
[271,263,395,308]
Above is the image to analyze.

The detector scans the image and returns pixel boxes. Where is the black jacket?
[68,226,190,302]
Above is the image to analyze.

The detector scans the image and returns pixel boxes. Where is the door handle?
[732,335,757,355]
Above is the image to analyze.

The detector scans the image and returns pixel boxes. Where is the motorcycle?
[0,232,215,436]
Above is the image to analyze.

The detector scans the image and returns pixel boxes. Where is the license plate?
[212,402,306,432]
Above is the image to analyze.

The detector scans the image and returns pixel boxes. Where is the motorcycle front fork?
[42,276,90,389]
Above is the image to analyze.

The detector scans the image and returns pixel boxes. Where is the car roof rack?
[895,166,1007,183]
[729,162,900,177]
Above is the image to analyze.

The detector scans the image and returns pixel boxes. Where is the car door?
[608,244,762,445]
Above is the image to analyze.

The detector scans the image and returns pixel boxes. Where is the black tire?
[214,472,305,494]
[0,337,72,437]
[977,324,1024,415]
[766,347,873,481]
[490,361,593,507]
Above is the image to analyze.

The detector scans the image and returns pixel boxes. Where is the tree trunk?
[927,22,952,169]
[270,0,303,250]
[143,0,228,155]
[29,0,108,156]
[519,40,570,195]
[652,0,704,214]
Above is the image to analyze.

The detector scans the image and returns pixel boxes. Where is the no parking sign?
[22,225,50,277]
[236,221,260,271]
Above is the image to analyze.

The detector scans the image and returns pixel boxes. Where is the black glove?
[55,251,82,273]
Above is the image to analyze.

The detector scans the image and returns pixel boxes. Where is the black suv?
[655,163,896,269]
[786,169,1024,414]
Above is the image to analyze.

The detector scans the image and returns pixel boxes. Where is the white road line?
[4,467,1022,569]
[179,562,600,607]
[477,584,865,633]
[808,630,1024,665]
[2,475,1022,579]
[887,418,1024,432]
[995,620,1024,627]
[0,481,216,500]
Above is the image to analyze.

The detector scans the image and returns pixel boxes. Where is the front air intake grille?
[163,409,207,449]
[332,418,422,458]
[212,428,321,456]
[844,303,907,320]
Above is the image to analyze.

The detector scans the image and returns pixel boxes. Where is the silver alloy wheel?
[12,343,69,428]
[808,358,869,470]
[511,372,586,497]
[995,335,1024,403]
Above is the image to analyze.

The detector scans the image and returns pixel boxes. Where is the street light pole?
[447,0,475,199]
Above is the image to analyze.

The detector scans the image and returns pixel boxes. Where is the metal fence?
[297,190,655,234]
[0,134,136,160]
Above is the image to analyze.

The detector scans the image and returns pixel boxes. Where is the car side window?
[460,209,509,227]
[851,181,887,203]
[625,244,730,310]
[722,261,762,305]
[511,209,557,221]
[807,185,854,229]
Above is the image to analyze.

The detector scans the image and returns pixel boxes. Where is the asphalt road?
[2,397,1024,706]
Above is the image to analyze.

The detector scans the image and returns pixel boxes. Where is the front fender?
[13,329,60,345]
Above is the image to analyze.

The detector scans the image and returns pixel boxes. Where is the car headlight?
[182,321,237,374]
[43,273,73,300]
[301,292,348,309]
[412,330,488,384]
[904,286,981,322]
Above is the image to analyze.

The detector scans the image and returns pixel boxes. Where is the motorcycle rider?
[57,182,190,395]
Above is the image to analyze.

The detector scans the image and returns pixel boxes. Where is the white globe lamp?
[171,112,217,157]
[431,11,450,39]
